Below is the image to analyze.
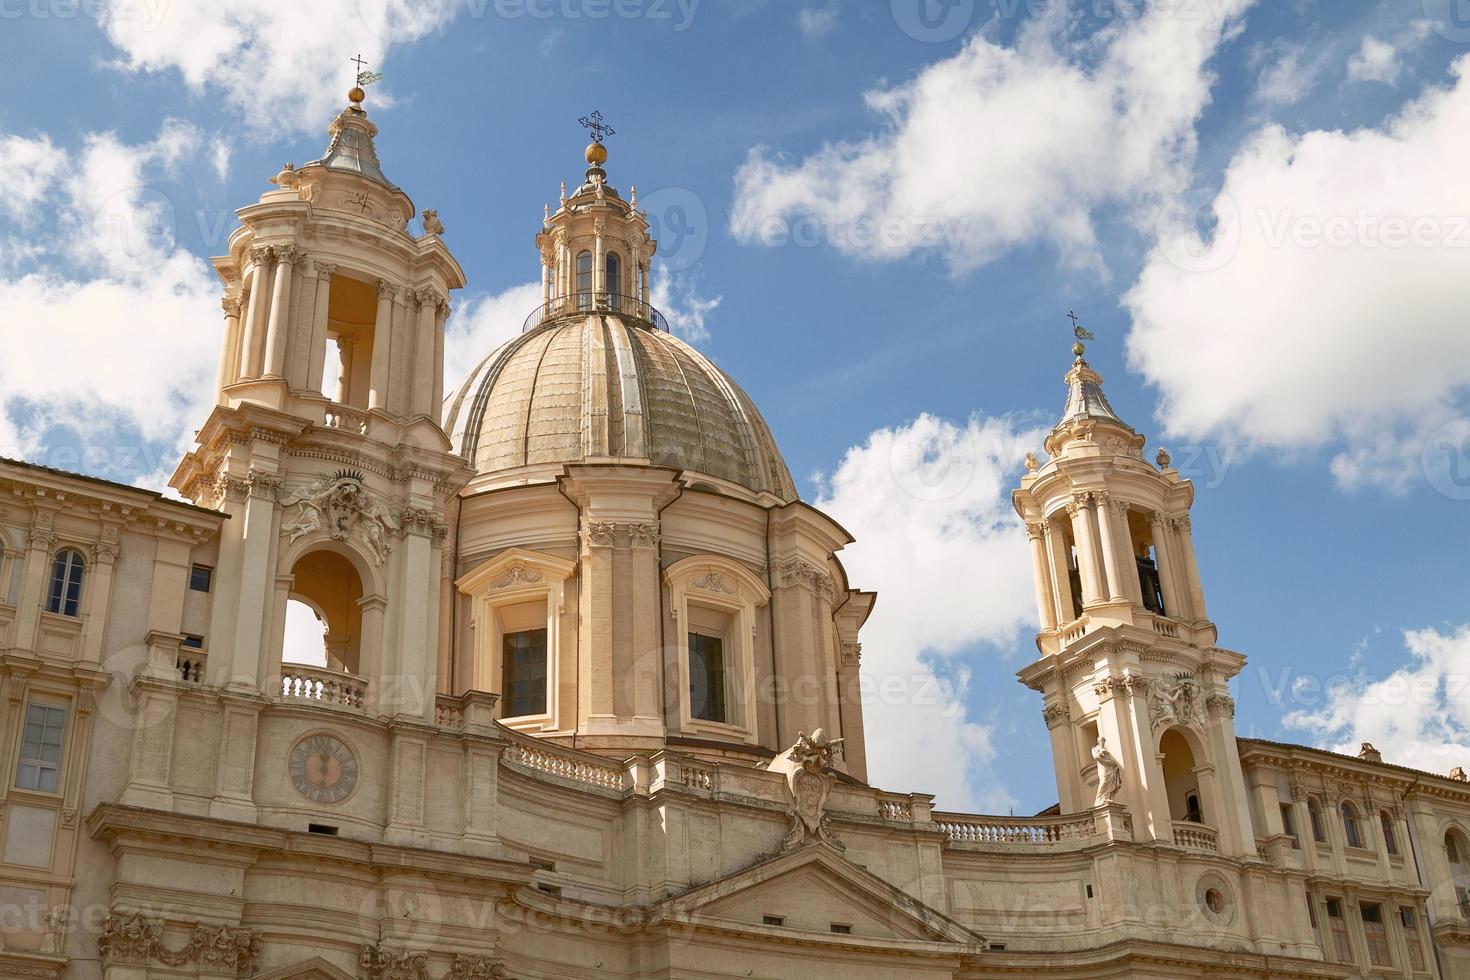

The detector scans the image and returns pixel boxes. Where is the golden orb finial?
[348,85,366,105]
[585,140,608,166]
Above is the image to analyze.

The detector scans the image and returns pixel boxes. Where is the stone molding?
[358,945,510,980]
[578,521,658,550]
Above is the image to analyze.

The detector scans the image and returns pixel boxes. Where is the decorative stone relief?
[97,912,262,974]
[40,907,65,954]
[491,564,544,590]
[627,522,659,548]
[1148,674,1199,731]
[767,729,845,852]
[358,945,509,980]
[579,521,617,549]
[1206,693,1236,720]
[1092,736,1123,805]
[690,570,736,595]
[247,470,282,500]
[1042,701,1069,729]
[772,557,834,602]
[281,470,400,565]
[840,641,862,667]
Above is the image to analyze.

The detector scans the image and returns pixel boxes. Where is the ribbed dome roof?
[446,314,797,501]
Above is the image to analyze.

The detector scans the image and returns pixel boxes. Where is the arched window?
[1449,831,1465,868]
[1448,830,1470,917]
[1380,810,1399,856]
[605,252,622,310]
[575,250,593,309]
[46,549,86,617]
[1341,801,1363,849]
[1308,797,1327,843]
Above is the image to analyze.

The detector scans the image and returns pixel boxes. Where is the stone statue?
[1092,736,1123,805]
[422,209,445,235]
[1451,766,1468,782]
[1024,450,1039,473]
[281,471,400,565]
[767,729,845,852]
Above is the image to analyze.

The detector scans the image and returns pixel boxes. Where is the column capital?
[222,296,243,317]
[375,278,399,300]
[93,539,121,566]
[1024,521,1046,541]
[312,260,338,278]
[249,243,276,266]
[26,523,56,552]
[273,244,299,265]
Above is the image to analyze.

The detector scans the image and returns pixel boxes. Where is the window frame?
[45,548,87,618]
[1379,809,1399,856]
[605,251,622,308]
[665,556,771,743]
[1360,902,1392,968]
[1324,897,1353,964]
[500,620,550,719]
[575,250,593,309]
[189,563,214,593]
[1341,800,1364,849]
[15,698,69,795]
[455,548,576,733]
[687,622,729,724]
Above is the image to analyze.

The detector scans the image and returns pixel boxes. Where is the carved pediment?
[654,845,986,948]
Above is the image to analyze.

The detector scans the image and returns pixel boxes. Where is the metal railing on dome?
[521,291,668,333]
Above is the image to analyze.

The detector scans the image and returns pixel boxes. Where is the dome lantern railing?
[521,291,669,333]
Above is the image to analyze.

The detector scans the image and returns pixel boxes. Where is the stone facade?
[0,91,1468,980]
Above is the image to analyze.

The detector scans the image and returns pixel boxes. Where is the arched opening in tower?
[283,549,365,674]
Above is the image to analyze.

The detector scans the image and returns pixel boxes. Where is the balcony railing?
[1172,820,1219,852]
[521,292,668,333]
[278,664,367,710]
[934,808,1114,846]
[323,403,369,435]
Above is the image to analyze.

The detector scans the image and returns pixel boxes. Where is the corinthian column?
[215,296,243,404]
[1094,492,1128,603]
[1026,521,1057,629]
[306,262,335,395]
[1068,493,1105,607]
[1151,511,1183,618]
[1172,515,1208,622]
[368,280,396,411]
[262,245,297,378]
[238,246,274,379]
[412,289,439,418]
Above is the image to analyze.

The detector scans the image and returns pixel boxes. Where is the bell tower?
[169,83,471,808]
[1012,321,1256,858]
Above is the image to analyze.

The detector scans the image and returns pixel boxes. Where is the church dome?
[446,312,798,501]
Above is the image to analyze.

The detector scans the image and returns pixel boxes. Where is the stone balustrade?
[176,650,207,684]
[1171,820,1219,852]
[936,810,1101,846]
[278,664,367,709]
[323,403,370,435]
[502,740,627,792]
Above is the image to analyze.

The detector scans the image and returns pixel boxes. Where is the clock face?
[288,734,358,805]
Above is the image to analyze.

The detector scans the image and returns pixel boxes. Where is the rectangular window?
[1400,907,1426,972]
[688,632,727,723]
[189,564,213,593]
[1325,898,1353,964]
[501,628,548,718]
[181,634,205,649]
[15,702,66,793]
[1280,802,1299,847]
[1361,903,1392,967]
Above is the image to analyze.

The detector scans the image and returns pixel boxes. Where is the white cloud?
[0,123,221,487]
[99,0,461,135]
[814,413,1043,811]
[1253,43,1324,106]
[1283,624,1470,778]
[798,2,838,40]
[1348,35,1401,85]
[650,265,720,342]
[730,1,1253,273]
[0,135,65,223]
[442,280,543,400]
[1125,55,1470,491]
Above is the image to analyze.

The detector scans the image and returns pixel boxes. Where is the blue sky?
[2,0,1469,812]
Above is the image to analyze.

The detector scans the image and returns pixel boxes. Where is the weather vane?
[579,110,615,144]
[1068,310,1095,355]
[352,53,383,87]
